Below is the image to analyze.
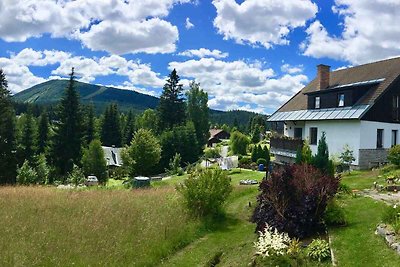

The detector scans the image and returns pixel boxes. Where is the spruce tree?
[123,110,135,145]
[84,104,96,146]
[17,112,37,166]
[51,68,83,175]
[312,132,334,175]
[186,81,209,146]
[0,69,17,184]
[37,111,49,154]
[158,69,186,130]
[101,103,122,147]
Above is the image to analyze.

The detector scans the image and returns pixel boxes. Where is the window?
[377,129,384,149]
[392,130,398,147]
[315,96,320,109]
[338,93,345,107]
[294,128,303,139]
[393,96,399,121]
[310,127,318,145]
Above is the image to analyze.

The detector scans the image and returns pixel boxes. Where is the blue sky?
[1,0,400,114]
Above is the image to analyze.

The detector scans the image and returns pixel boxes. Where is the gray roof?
[102,146,123,167]
[268,105,370,122]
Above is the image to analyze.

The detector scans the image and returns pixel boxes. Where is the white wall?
[304,120,361,165]
[360,121,400,149]
[283,119,400,166]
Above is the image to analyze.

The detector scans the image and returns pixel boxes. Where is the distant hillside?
[13,80,267,129]
[13,80,159,113]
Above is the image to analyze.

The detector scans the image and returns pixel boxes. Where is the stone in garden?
[391,243,399,250]
[376,225,387,237]
[385,234,396,245]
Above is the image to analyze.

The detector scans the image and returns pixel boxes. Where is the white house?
[268,57,400,169]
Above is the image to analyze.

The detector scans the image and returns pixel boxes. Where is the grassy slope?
[328,172,400,266]
[161,170,265,266]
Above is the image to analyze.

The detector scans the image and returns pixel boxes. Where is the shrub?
[67,164,85,186]
[239,156,252,165]
[388,145,400,166]
[230,131,250,155]
[176,168,232,217]
[382,204,400,233]
[338,183,351,195]
[323,199,346,226]
[256,158,267,166]
[252,164,339,238]
[34,154,49,184]
[204,147,221,159]
[82,140,108,184]
[306,239,331,262]
[17,160,38,185]
[166,153,184,176]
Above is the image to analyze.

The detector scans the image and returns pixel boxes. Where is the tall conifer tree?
[38,110,49,154]
[158,69,186,130]
[101,103,122,147]
[186,81,209,146]
[51,68,83,175]
[0,69,17,184]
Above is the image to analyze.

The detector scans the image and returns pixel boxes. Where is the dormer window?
[338,93,345,107]
[315,96,320,109]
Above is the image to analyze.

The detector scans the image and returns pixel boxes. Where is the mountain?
[13,80,267,129]
[13,80,159,113]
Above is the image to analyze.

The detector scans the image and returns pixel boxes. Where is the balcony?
[270,136,303,158]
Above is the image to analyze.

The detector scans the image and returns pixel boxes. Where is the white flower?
[254,224,291,258]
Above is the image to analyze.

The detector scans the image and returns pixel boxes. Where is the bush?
[17,160,38,185]
[382,204,400,233]
[388,145,400,166]
[306,239,331,262]
[239,156,252,165]
[67,164,85,186]
[166,153,184,176]
[230,131,250,155]
[34,154,49,184]
[338,183,351,195]
[204,147,221,159]
[252,164,339,238]
[323,199,346,226]
[82,140,108,184]
[256,158,267,166]
[176,168,232,218]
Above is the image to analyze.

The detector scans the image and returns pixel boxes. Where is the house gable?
[362,76,400,123]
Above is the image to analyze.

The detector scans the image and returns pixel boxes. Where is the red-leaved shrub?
[252,164,339,238]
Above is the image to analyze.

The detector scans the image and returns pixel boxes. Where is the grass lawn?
[328,169,400,266]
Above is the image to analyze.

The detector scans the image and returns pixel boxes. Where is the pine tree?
[158,69,186,130]
[123,110,135,145]
[37,111,49,154]
[51,68,83,175]
[17,112,37,166]
[101,103,122,147]
[186,81,209,146]
[84,104,96,146]
[0,69,17,184]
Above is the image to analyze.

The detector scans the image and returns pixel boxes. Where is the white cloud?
[281,64,303,74]
[212,0,317,48]
[169,58,308,113]
[302,0,400,64]
[185,17,194,29]
[0,0,194,55]
[178,48,229,59]
[0,48,166,93]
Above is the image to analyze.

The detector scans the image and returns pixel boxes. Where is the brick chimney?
[317,64,330,90]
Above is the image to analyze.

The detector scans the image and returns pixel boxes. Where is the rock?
[376,225,387,237]
[391,243,400,250]
[385,234,396,245]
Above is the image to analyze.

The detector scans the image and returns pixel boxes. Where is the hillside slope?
[13,80,159,113]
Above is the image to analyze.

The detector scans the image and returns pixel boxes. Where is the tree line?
[0,68,210,185]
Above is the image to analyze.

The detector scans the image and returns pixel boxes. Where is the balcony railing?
[270,136,303,152]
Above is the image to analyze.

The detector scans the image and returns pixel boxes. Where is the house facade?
[268,58,400,169]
